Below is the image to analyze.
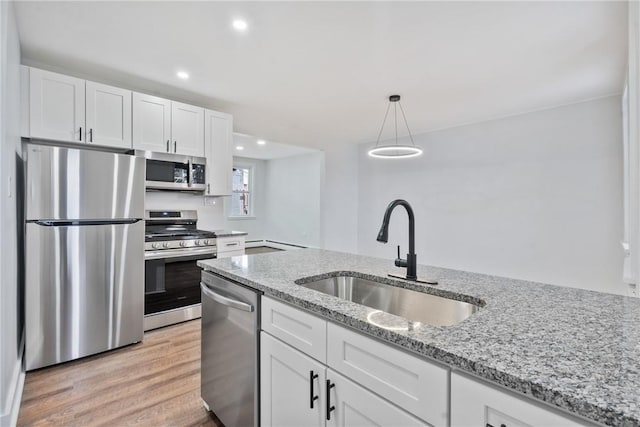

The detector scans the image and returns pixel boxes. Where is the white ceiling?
[233,132,318,160]
[14,1,627,150]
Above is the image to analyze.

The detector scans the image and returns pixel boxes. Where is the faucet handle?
[395,245,408,268]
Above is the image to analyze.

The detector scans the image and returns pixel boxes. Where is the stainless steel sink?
[297,275,479,326]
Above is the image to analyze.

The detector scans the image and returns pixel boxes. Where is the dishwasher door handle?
[200,282,255,312]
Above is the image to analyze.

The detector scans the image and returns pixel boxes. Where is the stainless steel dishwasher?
[201,270,260,427]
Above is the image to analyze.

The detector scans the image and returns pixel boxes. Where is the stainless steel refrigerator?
[24,143,145,371]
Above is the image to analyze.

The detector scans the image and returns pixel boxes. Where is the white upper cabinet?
[204,109,233,196]
[132,92,172,153]
[29,68,85,143]
[85,81,132,149]
[27,68,131,149]
[171,101,204,157]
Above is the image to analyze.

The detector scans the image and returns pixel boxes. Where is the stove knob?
[151,243,160,249]
[162,242,170,248]
[179,241,186,247]
[194,240,201,246]
[203,239,210,246]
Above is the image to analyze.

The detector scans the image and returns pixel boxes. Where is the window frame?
[228,163,255,219]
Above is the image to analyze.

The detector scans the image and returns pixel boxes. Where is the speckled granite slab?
[197,249,640,426]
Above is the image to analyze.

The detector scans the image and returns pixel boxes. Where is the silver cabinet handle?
[225,242,239,247]
[166,140,170,152]
[79,126,82,141]
[89,128,93,142]
[200,282,254,312]
[207,183,210,194]
[174,141,177,152]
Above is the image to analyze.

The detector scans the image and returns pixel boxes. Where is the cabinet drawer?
[327,323,448,427]
[451,372,591,427]
[261,297,327,363]
[216,236,245,254]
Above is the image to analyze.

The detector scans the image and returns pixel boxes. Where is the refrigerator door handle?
[31,218,143,227]
[200,283,254,312]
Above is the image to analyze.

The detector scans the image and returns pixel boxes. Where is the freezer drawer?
[25,220,144,370]
[201,271,260,427]
[25,143,144,220]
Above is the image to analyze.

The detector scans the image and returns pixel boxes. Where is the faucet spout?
[376,199,417,280]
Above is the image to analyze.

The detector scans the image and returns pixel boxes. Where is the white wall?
[223,157,268,241]
[356,96,624,295]
[0,2,23,425]
[262,152,324,247]
[320,143,359,253]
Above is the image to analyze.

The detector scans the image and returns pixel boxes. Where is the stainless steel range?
[144,210,217,331]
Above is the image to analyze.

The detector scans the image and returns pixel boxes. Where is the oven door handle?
[200,283,254,313]
[145,247,216,260]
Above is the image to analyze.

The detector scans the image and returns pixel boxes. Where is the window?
[230,166,252,217]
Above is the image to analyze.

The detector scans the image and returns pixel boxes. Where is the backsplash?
[145,191,225,231]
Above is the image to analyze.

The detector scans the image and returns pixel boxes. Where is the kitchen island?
[198,249,640,427]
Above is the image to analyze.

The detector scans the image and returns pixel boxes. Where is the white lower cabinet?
[260,297,440,427]
[327,323,448,426]
[450,372,594,427]
[261,332,326,427]
[261,331,430,427]
[215,236,245,259]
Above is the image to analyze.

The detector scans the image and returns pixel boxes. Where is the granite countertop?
[197,249,640,426]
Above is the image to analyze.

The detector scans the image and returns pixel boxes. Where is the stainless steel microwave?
[139,151,206,192]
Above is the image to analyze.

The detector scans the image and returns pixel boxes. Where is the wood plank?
[17,320,223,427]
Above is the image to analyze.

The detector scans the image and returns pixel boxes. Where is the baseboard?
[0,357,25,427]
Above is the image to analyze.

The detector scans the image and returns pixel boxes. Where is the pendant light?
[367,95,423,159]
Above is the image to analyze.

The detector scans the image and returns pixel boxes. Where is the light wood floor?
[17,320,223,427]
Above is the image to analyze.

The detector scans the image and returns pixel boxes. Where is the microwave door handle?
[188,159,193,188]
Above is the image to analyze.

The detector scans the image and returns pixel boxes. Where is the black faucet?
[376,199,417,281]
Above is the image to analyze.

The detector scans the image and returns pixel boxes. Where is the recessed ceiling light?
[232,19,248,31]
[235,146,245,151]
[256,140,266,145]
[176,71,189,80]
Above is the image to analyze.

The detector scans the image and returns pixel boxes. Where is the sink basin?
[297,275,479,326]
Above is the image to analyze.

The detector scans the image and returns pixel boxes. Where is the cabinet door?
[85,81,132,149]
[132,92,171,153]
[204,109,233,195]
[171,101,204,156]
[29,68,85,143]
[261,332,325,427]
[326,369,430,427]
[451,372,589,427]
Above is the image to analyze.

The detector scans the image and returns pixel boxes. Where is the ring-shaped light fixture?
[368,144,423,159]
[368,94,423,159]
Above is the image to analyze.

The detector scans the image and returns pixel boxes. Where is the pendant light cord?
[374,101,392,148]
